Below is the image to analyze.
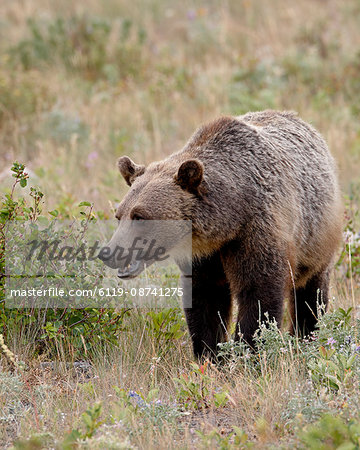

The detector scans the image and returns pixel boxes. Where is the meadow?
[1,0,360,448]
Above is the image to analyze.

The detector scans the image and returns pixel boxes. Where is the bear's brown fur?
[105,110,343,359]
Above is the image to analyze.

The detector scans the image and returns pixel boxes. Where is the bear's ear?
[117,156,145,186]
[175,159,204,193]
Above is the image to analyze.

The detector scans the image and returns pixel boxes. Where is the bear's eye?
[131,212,145,221]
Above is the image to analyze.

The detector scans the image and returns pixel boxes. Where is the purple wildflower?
[187,9,196,20]
[85,151,99,169]
[129,390,146,408]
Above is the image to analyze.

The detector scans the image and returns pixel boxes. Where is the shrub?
[299,414,360,449]
[0,163,130,360]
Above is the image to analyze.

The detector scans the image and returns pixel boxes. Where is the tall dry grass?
[1,0,359,209]
[1,0,360,448]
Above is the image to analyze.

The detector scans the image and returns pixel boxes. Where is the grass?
[2,305,360,449]
[0,0,360,448]
[1,0,360,209]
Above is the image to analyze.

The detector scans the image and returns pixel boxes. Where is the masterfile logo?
[4,219,192,309]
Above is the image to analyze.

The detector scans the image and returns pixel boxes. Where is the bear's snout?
[97,243,146,278]
[97,245,119,269]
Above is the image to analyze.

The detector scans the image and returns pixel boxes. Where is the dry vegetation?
[1,0,360,448]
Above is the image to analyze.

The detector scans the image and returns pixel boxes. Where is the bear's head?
[98,155,203,278]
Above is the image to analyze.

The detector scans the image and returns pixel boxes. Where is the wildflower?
[309,332,318,341]
[187,9,196,20]
[326,337,336,347]
[150,356,161,375]
[129,390,141,399]
[85,151,99,169]
[128,390,146,408]
[199,361,209,374]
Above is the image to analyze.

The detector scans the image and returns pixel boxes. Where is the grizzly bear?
[100,110,342,360]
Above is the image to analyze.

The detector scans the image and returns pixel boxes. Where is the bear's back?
[238,110,329,158]
[186,110,341,269]
[235,110,336,192]
[235,110,341,270]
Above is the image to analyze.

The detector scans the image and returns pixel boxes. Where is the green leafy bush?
[0,163,130,359]
[174,362,230,410]
[144,308,186,357]
[299,414,360,449]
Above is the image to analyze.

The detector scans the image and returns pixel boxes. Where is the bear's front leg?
[180,253,232,360]
[221,240,288,350]
[233,278,286,349]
